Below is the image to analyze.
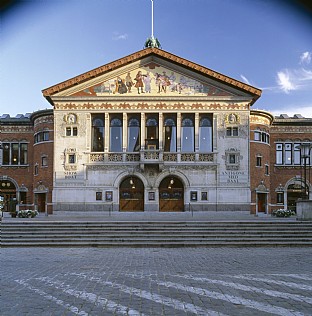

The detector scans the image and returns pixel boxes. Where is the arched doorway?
[287,182,308,212]
[119,176,144,211]
[0,179,17,212]
[159,176,184,212]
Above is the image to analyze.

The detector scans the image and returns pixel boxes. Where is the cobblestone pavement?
[1,247,312,315]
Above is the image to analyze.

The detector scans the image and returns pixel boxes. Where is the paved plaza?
[1,247,312,315]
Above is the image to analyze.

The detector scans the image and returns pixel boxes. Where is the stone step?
[2,221,312,247]
[2,241,312,247]
[3,231,312,237]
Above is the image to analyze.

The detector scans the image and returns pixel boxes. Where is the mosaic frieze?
[71,65,234,98]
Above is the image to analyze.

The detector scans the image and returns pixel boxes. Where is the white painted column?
[159,113,163,150]
[123,112,127,152]
[177,112,181,152]
[195,112,199,152]
[141,113,145,150]
[104,113,109,152]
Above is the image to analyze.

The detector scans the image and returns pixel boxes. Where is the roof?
[42,48,261,104]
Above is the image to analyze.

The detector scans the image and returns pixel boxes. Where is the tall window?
[181,116,194,152]
[110,117,122,152]
[285,143,292,165]
[294,143,301,165]
[128,117,140,152]
[199,116,212,152]
[91,115,104,152]
[1,142,28,165]
[276,144,283,164]
[164,117,176,152]
[145,116,159,149]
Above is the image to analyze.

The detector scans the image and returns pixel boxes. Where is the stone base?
[296,200,312,221]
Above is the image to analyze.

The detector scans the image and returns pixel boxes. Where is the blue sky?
[1,0,312,117]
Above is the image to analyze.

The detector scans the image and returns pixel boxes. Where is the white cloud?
[240,74,251,85]
[112,32,128,41]
[300,51,311,65]
[276,70,296,93]
[273,52,312,94]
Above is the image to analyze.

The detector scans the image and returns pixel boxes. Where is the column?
[213,114,217,151]
[159,113,163,150]
[195,112,199,152]
[177,112,181,152]
[123,112,127,152]
[104,113,109,152]
[86,114,91,151]
[141,113,145,150]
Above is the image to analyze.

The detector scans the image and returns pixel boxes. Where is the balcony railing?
[89,150,215,164]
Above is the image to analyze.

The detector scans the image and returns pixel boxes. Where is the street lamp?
[296,143,312,200]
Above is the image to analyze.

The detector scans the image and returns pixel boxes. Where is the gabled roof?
[42,47,261,104]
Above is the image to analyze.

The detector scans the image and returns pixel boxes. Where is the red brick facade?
[0,110,54,214]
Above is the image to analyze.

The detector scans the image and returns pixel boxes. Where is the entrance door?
[287,183,306,212]
[0,179,17,212]
[119,177,144,211]
[36,193,46,213]
[257,193,266,213]
[159,177,184,212]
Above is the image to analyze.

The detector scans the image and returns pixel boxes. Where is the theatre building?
[1,48,311,214]
[42,48,261,213]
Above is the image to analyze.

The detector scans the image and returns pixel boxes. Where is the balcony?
[88,150,215,167]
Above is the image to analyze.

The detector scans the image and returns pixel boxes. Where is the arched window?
[128,118,140,152]
[145,116,159,149]
[164,117,176,152]
[199,116,212,152]
[91,116,104,152]
[110,117,122,152]
[181,116,194,152]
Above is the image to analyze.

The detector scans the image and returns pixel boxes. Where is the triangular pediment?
[42,48,261,104]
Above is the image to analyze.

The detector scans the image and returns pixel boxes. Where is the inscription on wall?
[64,171,77,179]
[220,171,247,184]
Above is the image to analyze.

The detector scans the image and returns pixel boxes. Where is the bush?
[272,209,295,218]
[16,209,39,218]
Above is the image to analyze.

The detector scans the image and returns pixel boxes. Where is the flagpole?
[151,0,154,39]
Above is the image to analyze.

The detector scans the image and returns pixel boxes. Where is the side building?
[0,110,54,214]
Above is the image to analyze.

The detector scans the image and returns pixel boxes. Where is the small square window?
[265,165,269,175]
[41,156,48,167]
[229,154,236,164]
[68,154,76,164]
[201,192,208,201]
[34,164,39,175]
[254,131,261,141]
[226,128,232,136]
[96,192,102,201]
[232,127,238,136]
[277,192,284,204]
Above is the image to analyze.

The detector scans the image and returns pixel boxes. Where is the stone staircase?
[1,221,312,247]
